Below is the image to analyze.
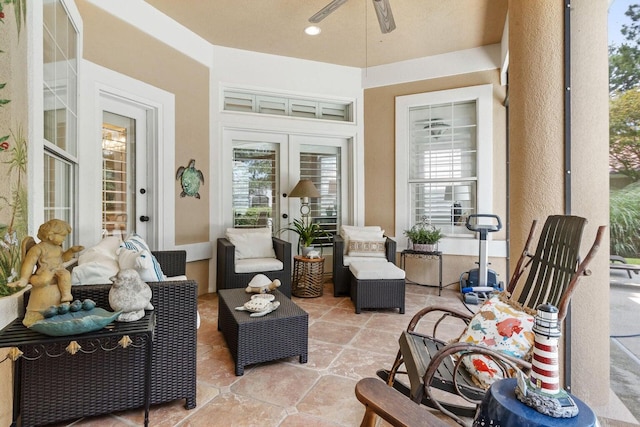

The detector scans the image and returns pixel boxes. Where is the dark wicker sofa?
[19,250,197,427]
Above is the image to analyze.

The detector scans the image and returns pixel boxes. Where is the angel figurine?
[9,219,84,327]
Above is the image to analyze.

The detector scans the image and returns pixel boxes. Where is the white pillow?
[71,262,119,286]
[225,228,276,260]
[78,236,121,264]
[72,236,122,285]
[120,234,165,282]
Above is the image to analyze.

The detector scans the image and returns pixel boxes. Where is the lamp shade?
[289,179,320,198]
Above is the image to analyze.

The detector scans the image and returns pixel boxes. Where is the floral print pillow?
[457,293,535,389]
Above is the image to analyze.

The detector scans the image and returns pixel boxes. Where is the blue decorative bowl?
[29,308,121,337]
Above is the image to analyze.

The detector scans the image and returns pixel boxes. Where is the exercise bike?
[459,214,504,304]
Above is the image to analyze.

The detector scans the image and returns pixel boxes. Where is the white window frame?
[28,0,83,236]
[395,84,495,256]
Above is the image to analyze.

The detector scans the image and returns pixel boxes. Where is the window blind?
[408,100,477,231]
[232,146,279,230]
[300,149,340,247]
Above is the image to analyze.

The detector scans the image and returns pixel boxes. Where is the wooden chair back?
[507,215,605,321]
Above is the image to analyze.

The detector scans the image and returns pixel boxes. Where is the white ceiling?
[143,0,508,68]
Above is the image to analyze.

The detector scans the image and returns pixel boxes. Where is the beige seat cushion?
[343,255,389,267]
[349,261,405,280]
[234,257,283,274]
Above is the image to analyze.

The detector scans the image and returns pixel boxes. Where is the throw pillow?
[71,236,122,285]
[120,234,165,282]
[339,226,385,256]
[347,237,386,258]
[456,292,536,389]
[225,227,276,260]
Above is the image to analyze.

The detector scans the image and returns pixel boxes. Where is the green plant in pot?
[403,223,443,252]
[279,218,330,256]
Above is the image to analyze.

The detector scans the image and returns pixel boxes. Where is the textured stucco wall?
[509,0,610,406]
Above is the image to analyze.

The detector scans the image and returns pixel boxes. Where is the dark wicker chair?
[19,250,198,427]
[332,234,397,297]
[217,236,292,297]
[377,215,606,426]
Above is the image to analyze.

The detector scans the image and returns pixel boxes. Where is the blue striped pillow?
[120,234,165,282]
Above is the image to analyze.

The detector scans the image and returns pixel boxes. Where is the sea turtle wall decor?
[176,159,205,199]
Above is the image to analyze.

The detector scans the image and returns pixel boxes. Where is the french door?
[100,96,152,243]
[224,130,350,250]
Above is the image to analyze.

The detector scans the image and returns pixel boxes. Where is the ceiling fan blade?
[372,0,396,33]
[309,0,348,23]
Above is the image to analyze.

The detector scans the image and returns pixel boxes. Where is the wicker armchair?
[217,236,292,297]
[19,250,197,427]
[378,216,606,426]
[332,234,397,297]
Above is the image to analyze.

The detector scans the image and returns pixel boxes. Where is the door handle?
[140,215,150,222]
[282,213,288,219]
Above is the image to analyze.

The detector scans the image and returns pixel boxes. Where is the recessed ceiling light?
[305,26,321,36]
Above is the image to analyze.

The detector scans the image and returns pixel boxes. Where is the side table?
[292,255,325,297]
[0,312,156,427]
[400,249,443,295]
[473,378,597,427]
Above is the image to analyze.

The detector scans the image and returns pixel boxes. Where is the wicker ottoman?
[217,289,308,375]
[349,261,406,314]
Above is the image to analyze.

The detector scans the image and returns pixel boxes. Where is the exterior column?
[509,0,610,408]
[508,0,565,258]
[566,0,610,406]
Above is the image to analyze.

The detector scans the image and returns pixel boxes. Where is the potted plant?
[279,218,330,256]
[403,223,443,252]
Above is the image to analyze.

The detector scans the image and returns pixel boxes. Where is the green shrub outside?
[610,182,640,257]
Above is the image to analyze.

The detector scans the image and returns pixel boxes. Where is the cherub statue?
[9,219,84,327]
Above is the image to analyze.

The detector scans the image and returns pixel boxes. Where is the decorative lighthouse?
[515,303,579,418]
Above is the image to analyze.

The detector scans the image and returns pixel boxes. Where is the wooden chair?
[377,215,606,426]
[355,378,449,427]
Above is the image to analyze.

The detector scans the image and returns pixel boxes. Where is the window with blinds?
[408,100,477,232]
[232,146,279,230]
[42,0,79,244]
[101,118,132,238]
[300,147,341,247]
[223,89,353,123]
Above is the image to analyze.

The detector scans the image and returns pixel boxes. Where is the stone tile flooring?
[52,282,465,426]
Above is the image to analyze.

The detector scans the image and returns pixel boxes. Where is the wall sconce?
[289,179,320,225]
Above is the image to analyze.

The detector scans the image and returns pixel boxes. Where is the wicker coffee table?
[217,289,308,375]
